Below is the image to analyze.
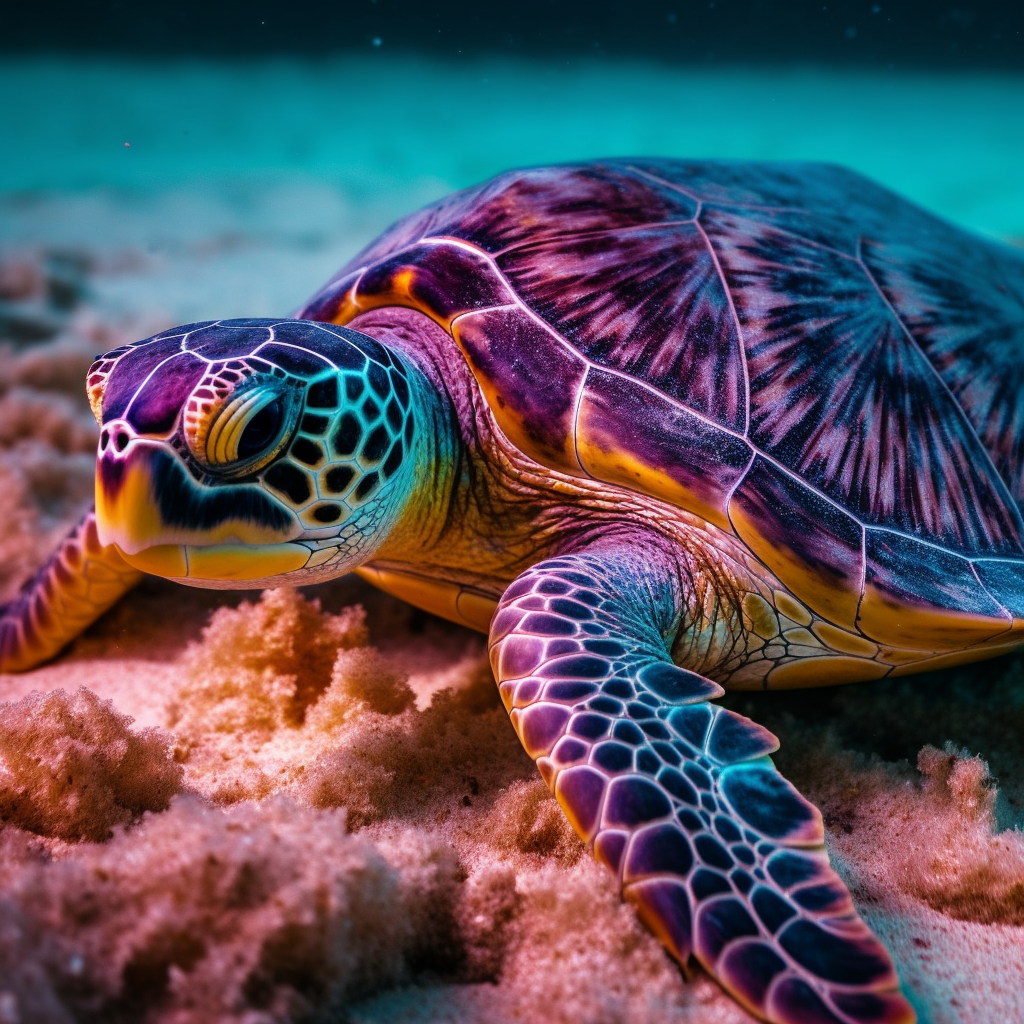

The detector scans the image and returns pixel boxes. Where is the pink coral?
[0,796,462,1023]
[0,687,182,842]
[906,744,1024,925]
[168,588,370,738]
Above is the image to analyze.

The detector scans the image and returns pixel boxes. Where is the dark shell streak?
[302,160,1024,655]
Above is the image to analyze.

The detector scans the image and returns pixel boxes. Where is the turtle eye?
[200,387,291,470]
[237,397,284,460]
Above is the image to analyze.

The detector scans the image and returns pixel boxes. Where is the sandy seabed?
[1,56,1023,1024]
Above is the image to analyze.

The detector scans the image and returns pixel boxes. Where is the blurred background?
[5,0,1024,67]
[1,0,1021,327]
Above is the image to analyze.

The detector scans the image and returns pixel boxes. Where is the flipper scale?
[491,546,914,1024]
[0,509,141,673]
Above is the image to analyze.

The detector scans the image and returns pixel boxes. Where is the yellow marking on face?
[857,586,1009,650]
[96,449,298,554]
[730,503,861,629]
[117,543,189,577]
[186,543,311,580]
[768,655,888,689]
[774,591,812,626]
[117,542,311,581]
[95,456,167,554]
[812,621,879,658]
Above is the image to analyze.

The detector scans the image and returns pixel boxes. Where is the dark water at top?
[1,1,1021,318]
[5,0,1023,70]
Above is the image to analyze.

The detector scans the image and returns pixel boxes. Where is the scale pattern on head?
[88,319,416,574]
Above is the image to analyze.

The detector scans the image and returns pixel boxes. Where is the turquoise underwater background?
[2,55,1022,314]
[1,56,1022,236]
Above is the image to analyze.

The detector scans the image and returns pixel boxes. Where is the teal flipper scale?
[490,539,913,1024]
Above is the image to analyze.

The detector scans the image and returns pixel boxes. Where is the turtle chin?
[95,437,313,585]
[116,540,317,586]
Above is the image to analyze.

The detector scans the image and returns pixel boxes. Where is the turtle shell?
[298,160,1024,657]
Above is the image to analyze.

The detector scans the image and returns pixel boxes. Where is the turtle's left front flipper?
[491,541,914,1024]
[0,507,142,673]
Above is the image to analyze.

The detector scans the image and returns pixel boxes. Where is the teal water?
[2,56,1023,240]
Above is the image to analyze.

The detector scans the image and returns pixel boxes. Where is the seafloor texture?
[1,57,1023,1024]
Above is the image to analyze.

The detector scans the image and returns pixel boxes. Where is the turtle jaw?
[95,436,312,584]
[115,541,315,584]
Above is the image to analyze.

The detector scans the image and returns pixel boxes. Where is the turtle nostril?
[99,430,109,451]
[115,431,130,452]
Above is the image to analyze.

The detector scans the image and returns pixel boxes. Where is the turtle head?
[88,319,420,587]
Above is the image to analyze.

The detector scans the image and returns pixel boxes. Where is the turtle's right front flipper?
[491,543,914,1024]
[0,508,142,673]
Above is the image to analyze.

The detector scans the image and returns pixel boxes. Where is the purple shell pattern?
[300,160,1024,634]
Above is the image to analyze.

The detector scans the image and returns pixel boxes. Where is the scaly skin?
[0,510,141,672]
[491,538,913,1024]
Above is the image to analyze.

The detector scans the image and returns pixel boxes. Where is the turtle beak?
[95,428,310,582]
[95,438,170,555]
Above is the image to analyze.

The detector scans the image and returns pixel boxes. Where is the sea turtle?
[4,159,1024,1024]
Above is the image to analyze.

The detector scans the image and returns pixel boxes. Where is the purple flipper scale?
[490,539,914,1024]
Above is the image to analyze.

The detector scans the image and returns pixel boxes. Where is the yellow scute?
[117,544,188,578]
[186,544,311,581]
[812,622,878,658]
[769,655,888,689]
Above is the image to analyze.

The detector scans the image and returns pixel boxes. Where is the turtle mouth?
[117,540,315,582]
[96,437,306,581]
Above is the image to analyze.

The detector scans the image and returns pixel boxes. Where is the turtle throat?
[367,346,461,565]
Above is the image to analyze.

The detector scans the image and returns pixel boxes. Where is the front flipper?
[490,545,913,1024]
[0,508,142,672]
